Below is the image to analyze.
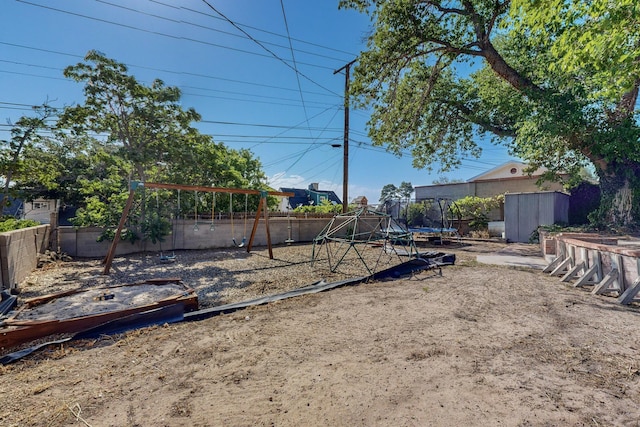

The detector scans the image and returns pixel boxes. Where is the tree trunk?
[595,160,640,228]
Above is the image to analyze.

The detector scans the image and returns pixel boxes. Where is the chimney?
[308,183,319,191]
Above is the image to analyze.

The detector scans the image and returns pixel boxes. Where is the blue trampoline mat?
[409,227,458,233]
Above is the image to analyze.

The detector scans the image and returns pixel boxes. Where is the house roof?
[352,196,368,204]
[2,198,23,217]
[467,161,548,182]
[279,187,342,208]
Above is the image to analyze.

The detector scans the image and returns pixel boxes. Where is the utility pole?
[334,59,356,213]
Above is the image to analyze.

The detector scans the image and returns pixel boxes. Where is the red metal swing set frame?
[102,181,294,275]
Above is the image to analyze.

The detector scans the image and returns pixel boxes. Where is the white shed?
[504,191,569,243]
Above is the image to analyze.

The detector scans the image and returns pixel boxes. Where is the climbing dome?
[311,208,418,275]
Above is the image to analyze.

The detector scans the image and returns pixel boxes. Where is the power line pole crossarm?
[333,59,357,213]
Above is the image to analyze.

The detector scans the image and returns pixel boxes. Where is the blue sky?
[1,0,516,204]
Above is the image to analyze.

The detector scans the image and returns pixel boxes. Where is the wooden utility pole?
[334,59,356,213]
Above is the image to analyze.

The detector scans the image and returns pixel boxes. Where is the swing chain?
[193,191,199,231]
[210,192,216,231]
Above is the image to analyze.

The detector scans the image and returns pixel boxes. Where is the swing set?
[102,181,294,275]
[230,193,249,247]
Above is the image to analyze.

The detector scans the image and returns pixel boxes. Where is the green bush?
[450,195,504,231]
[403,201,430,227]
[0,218,41,233]
[292,200,346,214]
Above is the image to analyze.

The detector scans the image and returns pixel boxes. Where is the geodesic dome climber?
[311,208,419,275]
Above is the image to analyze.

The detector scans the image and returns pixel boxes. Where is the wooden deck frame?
[544,234,640,304]
[592,254,624,296]
[572,249,603,287]
[102,182,294,275]
[618,276,640,305]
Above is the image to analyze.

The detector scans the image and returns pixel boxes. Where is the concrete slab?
[476,254,548,270]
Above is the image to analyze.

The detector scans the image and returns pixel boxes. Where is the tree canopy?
[0,104,59,207]
[3,51,269,240]
[379,181,413,203]
[340,0,640,228]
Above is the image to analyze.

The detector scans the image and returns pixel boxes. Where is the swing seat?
[232,237,246,248]
[159,253,177,263]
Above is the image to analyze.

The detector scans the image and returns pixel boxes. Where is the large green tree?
[60,50,203,183]
[340,0,640,228]
[0,104,59,208]
[58,51,268,235]
[379,183,399,202]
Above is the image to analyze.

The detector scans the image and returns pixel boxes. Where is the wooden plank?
[594,250,603,281]
[543,256,563,273]
[617,257,640,304]
[618,277,640,305]
[550,257,572,276]
[263,196,273,259]
[615,254,626,292]
[140,182,294,197]
[568,244,576,265]
[580,247,589,268]
[246,196,263,254]
[591,268,620,295]
[102,189,136,275]
[574,264,600,287]
[561,262,585,282]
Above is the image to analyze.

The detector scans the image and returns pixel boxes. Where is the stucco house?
[351,196,368,208]
[414,161,567,221]
[415,161,565,201]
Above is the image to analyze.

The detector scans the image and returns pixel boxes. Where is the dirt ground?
[2,241,640,426]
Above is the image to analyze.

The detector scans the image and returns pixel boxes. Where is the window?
[33,202,49,210]
[510,168,518,174]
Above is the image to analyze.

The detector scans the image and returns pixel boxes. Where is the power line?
[95,0,350,63]
[175,2,357,57]
[199,119,342,132]
[0,69,70,84]
[211,134,342,141]
[199,0,339,96]
[16,0,337,73]
[1,44,341,101]
[181,84,337,104]
[279,0,314,149]
[182,91,337,109]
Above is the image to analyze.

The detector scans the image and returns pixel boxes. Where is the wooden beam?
[561,262,585,282]
[102,189,136,275]
[592,268,620,295]
[573,264,600,287]
[139,182,293,197]
[550,257,572,276]
[246,196,263,254]
[543,256,564,273]
[246,192,274,259]
[618,277,640,305]
[263,195,273,259]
